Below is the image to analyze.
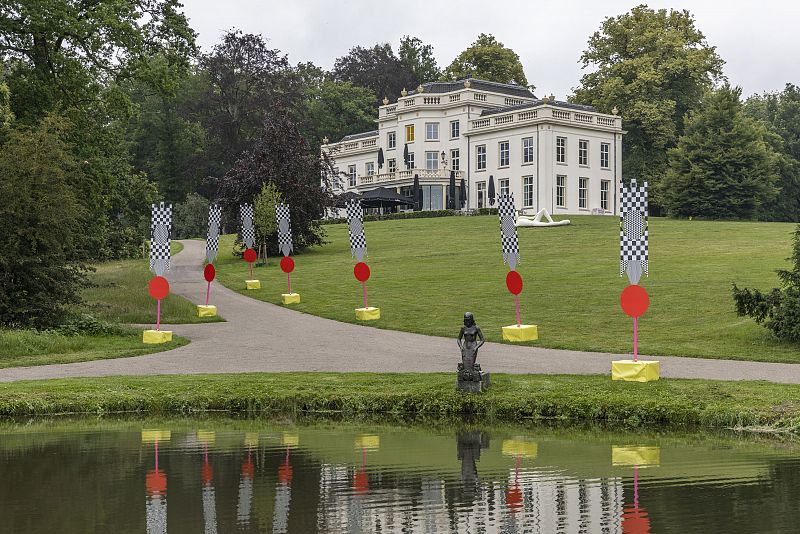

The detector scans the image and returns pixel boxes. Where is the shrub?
[173,192,210,239]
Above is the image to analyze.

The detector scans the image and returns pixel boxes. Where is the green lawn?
[0,329,187,368]
[0,372,798,431]
[215,215,800,363]
[82,241,223,325]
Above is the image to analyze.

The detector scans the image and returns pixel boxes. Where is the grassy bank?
[0,329,187,368]
[214,216,800,363]
[1,373,798,431]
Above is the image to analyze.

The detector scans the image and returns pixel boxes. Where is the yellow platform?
[612,446,661,467]
[355,307,381,321]
[281,293,300,304]
[196,304,217,317]
[502,324,538,342]
[143,330,173,344]
[245,279,261,290]
[611,360,660,382]
[501,439,538,459]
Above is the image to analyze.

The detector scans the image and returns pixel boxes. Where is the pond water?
[1,418,799,533]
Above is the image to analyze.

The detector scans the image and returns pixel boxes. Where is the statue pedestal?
[457,363,490,393]
[355,307,380,321]
[143,330,172,344]
[281,293,300,305]
[245,279,261,290]
[611,360,660,382]
[502,324,538,342]
[196,305,217,317]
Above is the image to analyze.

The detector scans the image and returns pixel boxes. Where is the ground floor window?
[446,185,463,209]
[499,178,509,198]
[556,175,566,207]
[420,185,443,210]
[579,177,588,208]
[400,185,413,199]
[523,176,534,207]
[476,181,486,208]
[601,180,610,211]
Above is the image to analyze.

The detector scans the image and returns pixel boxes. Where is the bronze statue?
[457,312,489,391]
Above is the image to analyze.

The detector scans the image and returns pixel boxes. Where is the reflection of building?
[323,78,623,215]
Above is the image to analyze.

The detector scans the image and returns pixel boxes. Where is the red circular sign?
[148,276,170,300]
[506,270,523,295]
[280,256,295,273]
[354,262,370,282]
[243,248,257,263]
[620,284,650,318]
[203,264,216,282]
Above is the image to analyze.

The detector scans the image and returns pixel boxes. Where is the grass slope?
[0,373,798,432]
[215,215,800,363]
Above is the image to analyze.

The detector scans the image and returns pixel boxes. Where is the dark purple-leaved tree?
[209,106,335,253]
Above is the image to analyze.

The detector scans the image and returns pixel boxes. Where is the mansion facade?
[322,78,623,216]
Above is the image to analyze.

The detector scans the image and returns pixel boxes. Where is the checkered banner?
[206,203,221,264]
[498,193,520,270]
[240,203,255,249]
[276,203,293,257]
[346,199,367,262]
[620,179,649,284]
[150,202,172,276]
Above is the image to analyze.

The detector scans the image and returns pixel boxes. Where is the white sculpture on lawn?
[516,208,570,227]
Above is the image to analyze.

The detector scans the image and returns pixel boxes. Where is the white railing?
[343,142,359,150]
[505,97,525,106]
[597,116,616,126]
[468,106,618,132]
[552,110,571,120]
[362,138,377,148]
[358,168,464,186]
[385,105,397,114]
[494,115,513,125]
[473,93,487,102]
[471,118,490,129]
[518,110,538,120]
[423,96,441,105]
[449,94,461,102]
[574,113,593,124]
[404,99,416,107]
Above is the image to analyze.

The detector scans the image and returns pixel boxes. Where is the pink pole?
[515,294,521,327]
[154,440,159,470]
[633,465,639,507]
[287,272,292,293]
[362,282,368,308]
[249,262,253,279]
[633,316,639,362]
[156,299,161,331]
[205,281,211,306]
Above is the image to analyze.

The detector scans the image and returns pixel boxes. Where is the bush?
[55,313,128,336]
[173,192,210,239]
[733,225,800,341]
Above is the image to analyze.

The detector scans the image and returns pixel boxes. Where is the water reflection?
[1,420,799,533]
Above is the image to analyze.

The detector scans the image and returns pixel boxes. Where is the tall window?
[405,124,415,142]
[366,162,375,176]
[450,120,460,139]
[476,145,486,170]
[499,178,509,197]
[477,181,486,208]
[556,137,566,163]
[425,151,439,170]
[499,141,510,167]
[556,175,566,207]
[425,122,439,141]
[600,142,610,168]
[522,137,534,164]
[601,180,610,210]
[388,158,396,173]
[579,177,588,208]
[348,165,357,187]
[407,152,415,168]
[579,139,589,166]
[451,149,460,171]
[388,131,396,149]
[523,176,535,207]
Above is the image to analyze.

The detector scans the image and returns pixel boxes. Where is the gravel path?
[2,239,799,383]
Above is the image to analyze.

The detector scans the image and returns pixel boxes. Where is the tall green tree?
[301,79,375,146]
[399,36,440,85]
[332,43,415,105]
[745,84,800,221]
[571,5,724,207]
[443,34,528,86]
[661,85,778,219]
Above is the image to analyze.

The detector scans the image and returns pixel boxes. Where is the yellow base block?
[245,279,261,290]
[196,305,217,317]
[355,307,380,321]
[281,293,300,304]
[611,360,660,382]
[143,330,173,344]
[502,324,538,342]
[612,446,661,467]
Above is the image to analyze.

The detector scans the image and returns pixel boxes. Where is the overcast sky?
[182,0,799,99]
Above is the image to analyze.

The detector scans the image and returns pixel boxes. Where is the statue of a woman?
[457,312,485,381]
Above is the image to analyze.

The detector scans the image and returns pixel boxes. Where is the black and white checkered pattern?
[276,203,293,257]
[206,203,221,264]
[240,203,255,249]
[150,202,172,276]
[346,199,367,262]
[498,194,520,270]
[620,179,649,283]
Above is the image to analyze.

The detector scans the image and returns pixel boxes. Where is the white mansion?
[322,78,623,215]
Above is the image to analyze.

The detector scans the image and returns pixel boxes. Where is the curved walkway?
[2,240,800,383]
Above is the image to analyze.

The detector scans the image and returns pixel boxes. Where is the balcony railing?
[468,106,619,131]
[358,168,464,186]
